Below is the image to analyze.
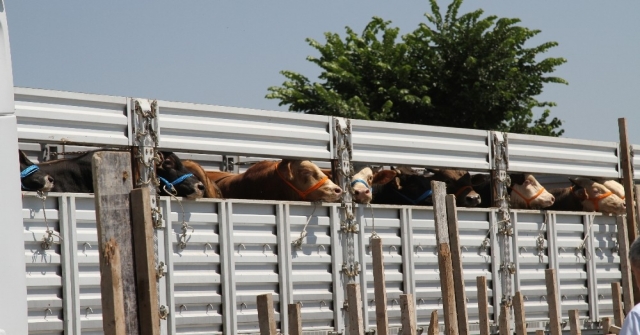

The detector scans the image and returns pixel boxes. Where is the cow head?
[429,169,481,207]
[570,177,625,215]
[509,174,555,209]
[19,150,54,192]
[351,167,374,204]
[591,178,625,200]
[277,160,342,202]
[157,152,205,199]
[373,168,433,205]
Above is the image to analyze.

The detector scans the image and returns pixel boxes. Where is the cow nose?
[364,189,370,194]
[47,176,54,183]
[550,196,555,203]
[334,187,342,195]
[196,183,205,191]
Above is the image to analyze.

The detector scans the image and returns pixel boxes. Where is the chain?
[34,191,63,250]
[494,132,513,308]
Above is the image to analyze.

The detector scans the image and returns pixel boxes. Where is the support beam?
[545,269,561,335]
[131,188,160,335]
[371,238,389,335]
[257,294,277,335]
[400,294,416,335]
[288,303,302,335]
[612,282,624,327]
[617,216,635,313]
[499,304,510,335]
[428,310,438,335]
[602,317,612,334]
[92,151,138,335]
[432,181,458,335]
[477,276,490,335]
[568,309,581,335]
[347,283,364,335]
[513,292,527,335]
[446,195,469,335]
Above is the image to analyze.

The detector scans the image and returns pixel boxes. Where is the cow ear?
[394,177,402,190]
[372,170,397,185]
[19,150,33,165]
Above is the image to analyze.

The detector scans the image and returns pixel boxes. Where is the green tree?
[267,0,567,136]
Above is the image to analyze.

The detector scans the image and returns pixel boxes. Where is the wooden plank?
[438,243,458,335]
[611,282,624,327]
[535,331,544,335]
[288,303,302,335]
[131,188,160,335]
[101,238,126,335]
[446,195,469,335]
[476,276,490,335]
[545,269,561,335]
[92,151,138,335]
[428,310,438,335]
[513,291,527,335]
[610,325,621,334]
[619,118,640,306]
[371,238,389,335]
[602,317,612,334]
[400,294,416,335]
[432,180,449,244]
[257,294,277,335]
[568,309,581,335]
[617,216,635,313]
[347,283,364,335]
[499,304,510,335]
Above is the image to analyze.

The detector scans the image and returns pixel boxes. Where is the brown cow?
[548,177,625,214]
[509,174,555,209]
[428,168,482,207]
[19,150,54,192]
[206,159,342,202]
[183,160,223,198]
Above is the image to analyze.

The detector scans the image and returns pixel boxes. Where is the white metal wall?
[22,194,625,334]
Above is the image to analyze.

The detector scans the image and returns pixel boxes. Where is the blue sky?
[5,1,640,144]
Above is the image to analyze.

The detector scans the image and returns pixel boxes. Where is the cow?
[19,150,54,192]
[182,160,223,198]
[591,178,625,199]
[509,174,555,209]
[322,167,375,204]
[29,150,204,198]
[369,167,481,207]
[548,177,625,214]
[205,159,342,202]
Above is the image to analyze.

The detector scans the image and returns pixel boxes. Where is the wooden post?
[499,304,510,335]
[432,181,458,335]
[610,325,621,334]
[371,238,389,335]
[568,309,581,335]
[428,310,438,335]
[446,195,469,335]
[477,276,490,335]
[400,294,416,335]
[619,117,640,305]
[617,216,635,313]
[347,283,364,335]
[257,294,277,335]
[288,303,302,335]
[92,151,139,335]
[131,188,160,335]
[545,269,561,335]
[513,291,527,335]
[611,282,624,327]
[535,331,544,335]
[602,317,612,334]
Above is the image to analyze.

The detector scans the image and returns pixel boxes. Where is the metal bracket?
[156,261,166,280]
[159,305,169,320]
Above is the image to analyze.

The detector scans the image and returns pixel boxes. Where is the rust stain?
[103,238,119,265]
[122,171,129,181]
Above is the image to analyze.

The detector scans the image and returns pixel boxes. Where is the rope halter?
[511,186,547,208]
[585,191,614,212]
[275,162,329,201]
[159,173,194,195]
[351,178,371,190]
[393,188,433,205]
[20,165,40,190]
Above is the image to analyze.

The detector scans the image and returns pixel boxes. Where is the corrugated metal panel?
[15,88,129,146]
[23,193,65,335]
[288,204,336,332]
[351,119,490,170]
[157,101,332,160]
[552,213,591,321]
[590,214,620,320]
[506,133,620,178]
[166,198,224,334]
[511,211,551,323]
[632,144,640,181]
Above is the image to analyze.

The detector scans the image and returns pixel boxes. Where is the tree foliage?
[266,0,567,136]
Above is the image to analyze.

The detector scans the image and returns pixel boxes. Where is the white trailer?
[2,1,638,334]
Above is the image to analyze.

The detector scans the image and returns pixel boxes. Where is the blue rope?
[350,178,371,190]
[393,188,433,205]
[159,173,194,193]
[20,165,39,179]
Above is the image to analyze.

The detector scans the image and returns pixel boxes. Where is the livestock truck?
[1,2,636,334]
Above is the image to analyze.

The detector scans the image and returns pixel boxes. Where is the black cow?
[30,150,204,198]
[19,150,54,192]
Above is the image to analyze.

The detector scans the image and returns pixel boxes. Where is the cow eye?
[592,187,600,194]
[523,180,531,187]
